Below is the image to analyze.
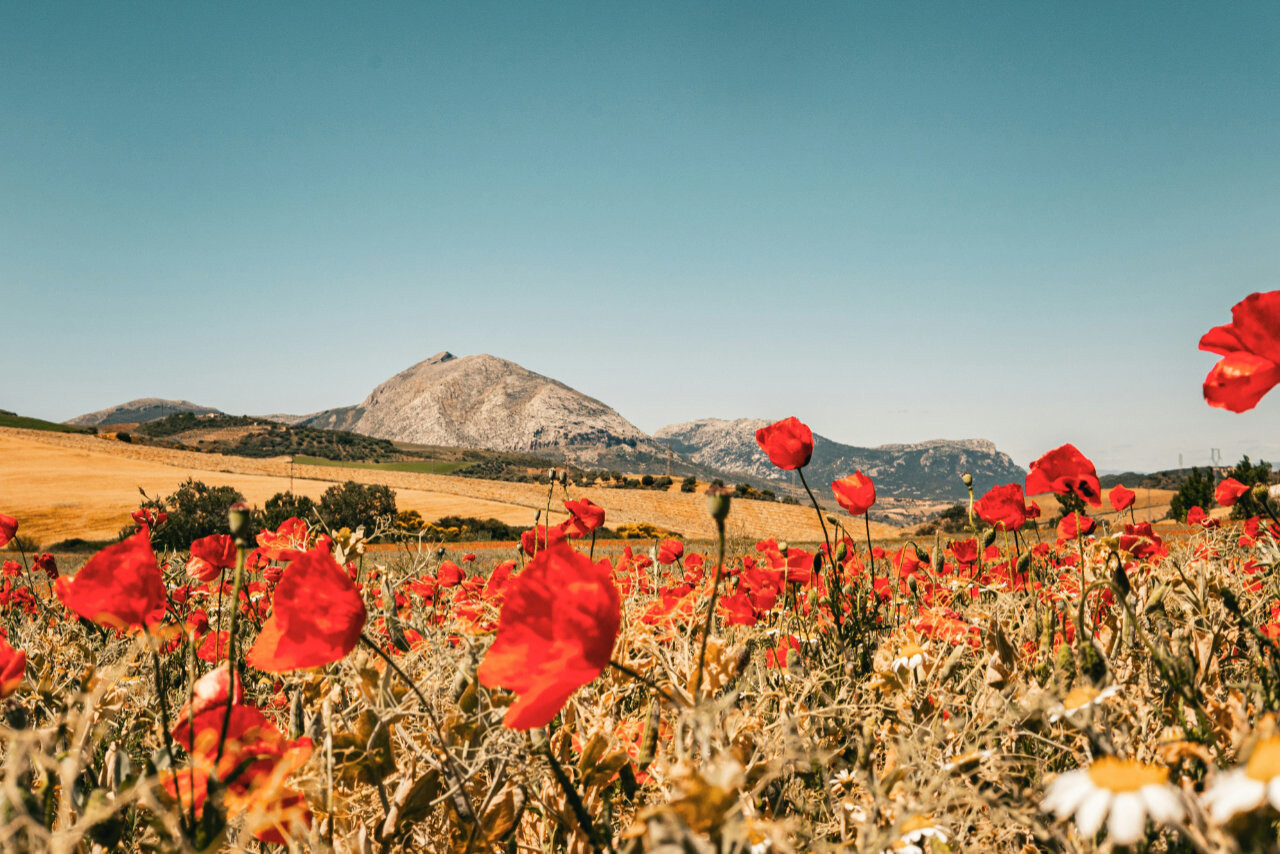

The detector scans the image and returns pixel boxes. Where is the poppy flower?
[564,498,606,537]
[56,528,166,631]
[1216,477,1250,507]
[755,417,814,471]
[1025,444,1102,508]
[462,552,477,563]
[1027,501,1041,520]
[256,518,309,563]
[1056,512,1097,541]
[32,552,58,579]
[0,514,16,548]
[477,540,621,730]
[246,547,367,673]
[0,636,25,698]
[1200,291,1280,412]
[1119,523,1165,560]
[657,539,684,565]
[131,507,168,528]
[520,522,569,556]
[1186,506,1217,528]
[831,471,876,516]
[1108,484,1136,513]
[436,561,464,588]
[974,483,1029,532]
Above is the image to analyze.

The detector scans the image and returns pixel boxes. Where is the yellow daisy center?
[1087,756,1168,791]
[897,642,926,660]
[1246,737,1280,782]
[1063,686,1100,710]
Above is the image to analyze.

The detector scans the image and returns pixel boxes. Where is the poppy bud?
[777,541,789,557]
[547,469,557,481]
[813,552,824,572]
[1016,551,1032,574]
[836,541,848,562]
[907,575,918,595]
[1112,562,1130,599]
[706,487,732,523]
[1253,484,1270,504]
[227,501,251,547]
[807,588,819,608]
[961,472,973,488]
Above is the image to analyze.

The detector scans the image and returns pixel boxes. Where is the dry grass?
[0,427,900,546]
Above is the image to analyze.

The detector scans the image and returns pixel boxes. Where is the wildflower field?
[1,291,1279,853]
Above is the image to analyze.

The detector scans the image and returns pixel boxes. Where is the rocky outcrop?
[656,418,1025,500]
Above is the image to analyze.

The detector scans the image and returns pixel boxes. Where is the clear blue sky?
[3,2,1277,472]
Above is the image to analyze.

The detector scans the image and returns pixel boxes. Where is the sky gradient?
[3,2,1278,472]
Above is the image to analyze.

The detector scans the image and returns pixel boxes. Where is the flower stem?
[214,546,246,766]
[691,515,726,705]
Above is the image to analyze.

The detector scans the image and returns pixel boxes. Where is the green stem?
[691,517,727,705]
[215,546,246,766]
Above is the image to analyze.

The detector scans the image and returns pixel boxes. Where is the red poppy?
[197,631,231,663]
[564,498,606,537]
[256,518,309,563]
[477,540,621,730]
[462,552,477,563]
[831,471,876,516]
[974,483,1029,532]
[1025,444,1102,507]
[1027,501,1041,520]
[1186,506,1218,528]
[0,514,16,548]
[951,538,979,565]
[246,547,367,673]
[755,417,814,471]
[131,507,168,528]
[657,539,684,565]
[1200,291,1280,412]
[0,636,25,698]
[1108,484,1136,513]
[1119,523,1166,560]
[56,528,166,631]
[1216,477,1250,507]
[436,561,464,588]
[520,522,569,556]
[1056,511,1097,541]
[32,552,58,579]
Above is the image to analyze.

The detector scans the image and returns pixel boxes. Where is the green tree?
[1168,467,1215,522]
[257,491,317,532]
[318,481,397,536]
[680,476,697,494]
[130,479,246,552]
[1227,455,1273,520]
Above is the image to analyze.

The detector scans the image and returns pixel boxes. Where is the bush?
[317,481,397,536]
[1168,467,1214,522]
[1227,455,1273,520]
[131,479,246,552]
[257,491,318,532]
[681,476,697,493]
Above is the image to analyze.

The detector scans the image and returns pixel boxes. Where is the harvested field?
[0,426,900,546]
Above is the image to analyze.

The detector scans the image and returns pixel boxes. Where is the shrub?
[130,479,246,551]
[1227,455,1274,520]
[681,476,697,493]
[317,481,397,536]
[258,491,318,532]
[1168,467,1214,521]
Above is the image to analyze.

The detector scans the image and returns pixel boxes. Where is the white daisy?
[890,642,928,674]
[1041,756,1184,845]
[1202,736,1280,823]
[887,814,949,854]
[1047,684,1121,724]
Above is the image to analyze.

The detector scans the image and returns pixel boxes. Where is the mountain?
[66,398,222,427]
[297,352,688,472]
[655,418,1026,501]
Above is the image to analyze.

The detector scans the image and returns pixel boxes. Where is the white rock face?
[344,352,653,455]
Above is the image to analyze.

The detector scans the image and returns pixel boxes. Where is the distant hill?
[67,398,221,427]
[655,418,1026,501]
[296,351,693,473]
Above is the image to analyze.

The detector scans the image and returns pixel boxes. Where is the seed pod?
[706,486,732,522]
[982,527,998,549]
[227,501,252,546]
[1016,551,1033,574]
[836,541,848,562]
[961,472,973,488]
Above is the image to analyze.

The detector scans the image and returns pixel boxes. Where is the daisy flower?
[1202,735,1280,823]
[891,642,928,674]
[1047,684,1121,724]
[887,814,949,853]
[1041,756,1184,845]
